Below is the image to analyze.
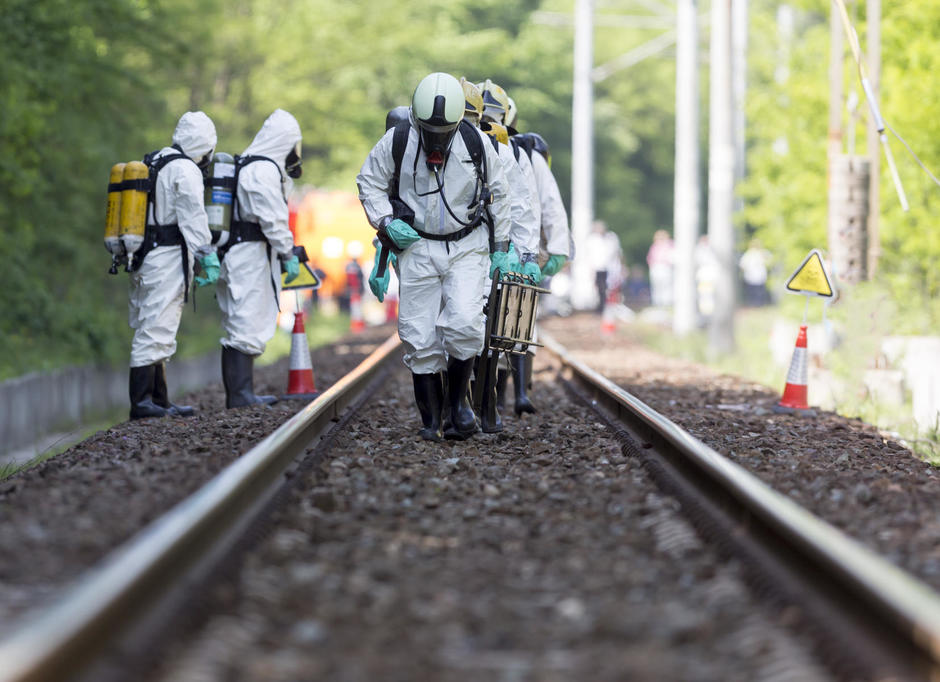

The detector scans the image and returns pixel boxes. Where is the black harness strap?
[131,151,194,301]
[375,122,414,277]
[222,155,284,310]
[412,224,477,242]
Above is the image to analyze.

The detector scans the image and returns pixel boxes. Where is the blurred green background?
[2,0,938,379]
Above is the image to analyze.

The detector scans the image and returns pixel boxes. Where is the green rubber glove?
[195,252,220,287]
[541,253,567,278]
[386,218,420,250]
[507,243,523,271]
[489,250,512,278]
[283,255,300,284]
[369,248,396,302]
[522,260,543,284]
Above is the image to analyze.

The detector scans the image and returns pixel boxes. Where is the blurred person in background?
[646,229,675,308]
[739,238,771,307]
[695,234,719,324]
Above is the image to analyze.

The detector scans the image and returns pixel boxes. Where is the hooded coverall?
[217,109,299,355]
[128,111,216,367]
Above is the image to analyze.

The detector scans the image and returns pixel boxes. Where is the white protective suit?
[128,111,216,367]
[530,151,573,262]
[513,147,542,236]
[357,121,511,374]
[218,109,299,356]
[494,140,539,256]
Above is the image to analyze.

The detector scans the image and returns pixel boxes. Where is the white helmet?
[505,96,518,129]
[411,72,464,164]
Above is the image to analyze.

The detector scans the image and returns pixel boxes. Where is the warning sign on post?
[785,249,833,297]
[281,262,322,291]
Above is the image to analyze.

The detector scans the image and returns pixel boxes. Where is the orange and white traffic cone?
[600,289,616,335]
[350,288,365,333]
[774,324,814,415]
[282,311,319,400]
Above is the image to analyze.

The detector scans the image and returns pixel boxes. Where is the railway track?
[1,327,940,681]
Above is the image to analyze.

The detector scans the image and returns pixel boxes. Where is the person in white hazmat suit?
[217,109,302,408]
[128,111,221,420]
[500,96,574,415]
[463,79,541,433]
[357,72,514,442]
[465,80,541,276]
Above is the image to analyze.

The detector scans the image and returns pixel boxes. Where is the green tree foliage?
[741,0,940,330]
[0,0,215,375]
[26,0,940,377]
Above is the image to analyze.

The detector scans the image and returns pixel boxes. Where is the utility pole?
[708,0,736,353]
[828,2,844,175]
[570,0,596,310]
[732,0,748,208]
[672,0,700,336]
[866,0,881,278]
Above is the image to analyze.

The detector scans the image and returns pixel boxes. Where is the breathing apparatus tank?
[119,160,149,259]
[204,152,235,247]
[105,163,126,254]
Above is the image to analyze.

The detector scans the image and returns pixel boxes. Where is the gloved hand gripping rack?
[472,269,551,424]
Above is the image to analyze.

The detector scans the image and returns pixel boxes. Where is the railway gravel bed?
[147,337,830,681]
[0,325,393,635]
[542,314,940,593]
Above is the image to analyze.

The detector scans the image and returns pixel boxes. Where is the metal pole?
[570,0,596,310]
[866,0,881,278]
[827,0,846,276]
[732,0,748,207]
[672,0,700,335]
[707,0,736,353]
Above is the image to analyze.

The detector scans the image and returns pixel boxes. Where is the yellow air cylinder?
[120,160,149,257]
[104,163,126,255]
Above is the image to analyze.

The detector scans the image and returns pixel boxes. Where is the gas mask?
[196,149,213,178]
[418,127,458,169]
[285,141,303,179]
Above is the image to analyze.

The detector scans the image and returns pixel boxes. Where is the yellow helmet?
[477,79,509,124]
[482,121,509,146]
[459,77,483,126]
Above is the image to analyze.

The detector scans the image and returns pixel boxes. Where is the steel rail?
[0,333,402,682]
[542,331,940,680]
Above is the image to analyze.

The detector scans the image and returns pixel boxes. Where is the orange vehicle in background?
[289,189,375,299]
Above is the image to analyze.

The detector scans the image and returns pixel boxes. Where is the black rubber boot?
[495,368,509,411]
[478,353,503,434]
[440,370,452,433]
[510,353,536,415]
[412,372,443,441]
[129,365,169,420]
[443,357,478,440]
[153,362,195,417]
[222,346,279,408]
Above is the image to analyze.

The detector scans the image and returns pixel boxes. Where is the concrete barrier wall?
[0,351,221,459]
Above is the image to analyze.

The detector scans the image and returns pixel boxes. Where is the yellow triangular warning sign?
[282,262,322,291]
[786,249,833,297]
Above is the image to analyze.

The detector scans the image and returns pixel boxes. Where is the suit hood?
[172,111,217,162]
[243,109,302,172]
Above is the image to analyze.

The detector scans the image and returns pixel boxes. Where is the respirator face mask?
[419,127,457,168]
[197,149,214,177]
[285,141,302,179]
